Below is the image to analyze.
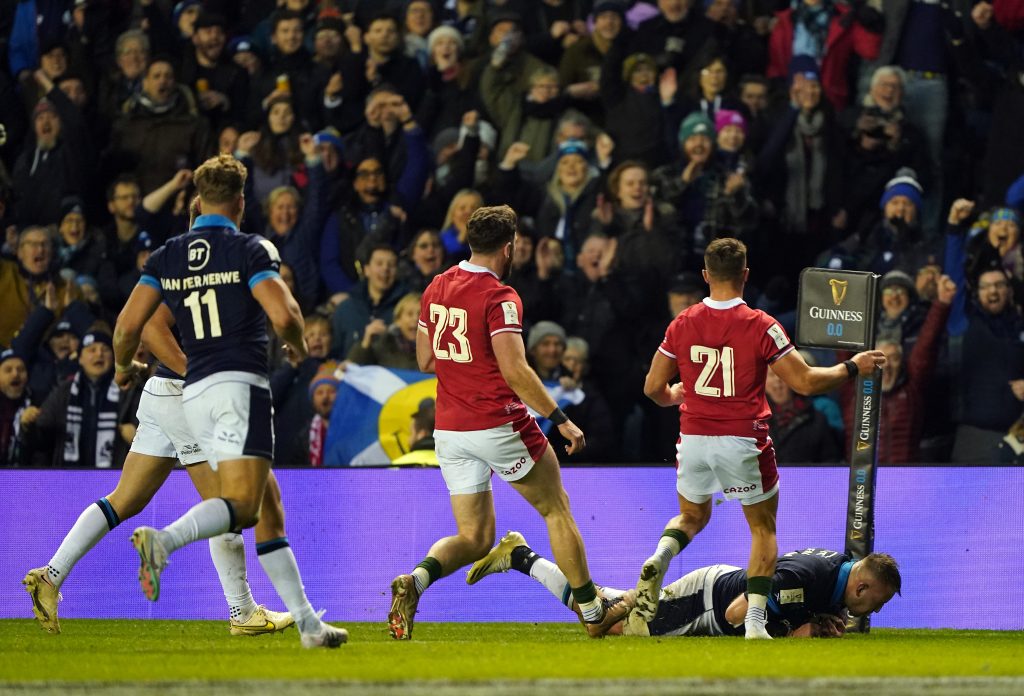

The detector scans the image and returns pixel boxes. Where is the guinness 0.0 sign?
[795,268,879,351]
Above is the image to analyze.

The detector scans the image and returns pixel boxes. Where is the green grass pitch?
[2,620,1023,688]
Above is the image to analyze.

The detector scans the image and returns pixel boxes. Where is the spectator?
[391,397,438,466]
[507,233,564,325]
[705,0,767,80]
[330,244,406,358]
[526,323,617,462]
[404,0,436,70]
[600,39,665,166]
[98,29,149,123]
[12,73,91,227]
[668,54,744,132]
[179,11,250,132]
[632,0,718,84]
[439,189,484,261]
[484,64,566,164]
[229,36,265,80]
[273,315,334,467]
[767,0,882,111]
[24,331,121,468]
[295,360,340,467]
[737,74,771,152]
[54,197,106,279]
[766,369,841,463]
[756,59,845,274]
[851,170,934,276]
[397,229,446,293]
[559,0,626,124]
[257,10,314,121]
[876,269,929,354]
[840,275,956,464]
[415,26,481,140]
[361,12,425,110]
[99,176,142,294]
[0,349,31,466]
[945,198,1024,463]
[0,226,80,347]
[320,155,406,300]
[16,316,83,406]
[346,292,421,370]
[108,57,210,194]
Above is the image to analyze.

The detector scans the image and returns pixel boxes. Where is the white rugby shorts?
[434,417,549,495]
[181,371,275,466]
[129,376,206,466]
[676,433,780,505]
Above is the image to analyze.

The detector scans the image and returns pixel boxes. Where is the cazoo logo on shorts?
[502,457,527,477]
[723,484,758,494]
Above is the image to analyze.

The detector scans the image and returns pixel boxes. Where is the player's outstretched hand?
[558,419,586,455]
[816,614,846,638]
[850,350,886,376]
[114,360,149,390]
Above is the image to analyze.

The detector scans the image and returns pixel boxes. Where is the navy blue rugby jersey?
[152,323,184,380]
[710,548,852,636]
[139,214,280,383]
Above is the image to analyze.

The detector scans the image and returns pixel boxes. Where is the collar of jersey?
[832,560,854,607]
[702,297,745,310]
[458,260,498,279]
[191,214,239,232]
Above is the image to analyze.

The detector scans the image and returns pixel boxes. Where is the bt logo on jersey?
[187,239,212,271]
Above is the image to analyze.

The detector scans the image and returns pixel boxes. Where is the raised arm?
[492,331,585,454]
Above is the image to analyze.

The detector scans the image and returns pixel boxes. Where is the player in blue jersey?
[112,153,347,648]
[22,306,292,637]
[470,534,901,638]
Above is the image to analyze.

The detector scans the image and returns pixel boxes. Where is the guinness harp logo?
[829,279,849,306]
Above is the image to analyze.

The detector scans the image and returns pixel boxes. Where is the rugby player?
[23,306,293,636]
[471,532,901,638]
[112,153,346,648]
[634,238,886,638]
[389,205,621,640]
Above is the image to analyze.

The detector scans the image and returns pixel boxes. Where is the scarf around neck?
[785,109,827,234]
[64,371,120,468]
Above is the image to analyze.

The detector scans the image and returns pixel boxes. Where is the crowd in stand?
[1,0,1023,468]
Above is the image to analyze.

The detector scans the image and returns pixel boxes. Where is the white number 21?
[690,345,734,397]
[429,303,472,363]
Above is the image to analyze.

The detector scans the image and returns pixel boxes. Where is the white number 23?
[429,303,472,363]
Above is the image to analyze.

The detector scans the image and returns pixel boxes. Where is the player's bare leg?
[630,494,711,628]
[187,465,294,637]
[131,456,269,601]
[25,453,175,633]
[509,445,607,636]
[740,491,778,640]
[390,491,495,640]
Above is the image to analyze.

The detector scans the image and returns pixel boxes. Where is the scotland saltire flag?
[322,366,586,466]
[323,365,437,466]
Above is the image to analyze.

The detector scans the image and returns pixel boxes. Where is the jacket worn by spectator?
[769,396,842,464]
[841,299,951,463]
[26,368,122,468]
[330,280,407,359]
[600,36,665,167]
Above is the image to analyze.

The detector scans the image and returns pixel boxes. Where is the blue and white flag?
[323,365,437,466]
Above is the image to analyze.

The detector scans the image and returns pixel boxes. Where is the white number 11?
[183,289,222,339]
[690,345,735,397]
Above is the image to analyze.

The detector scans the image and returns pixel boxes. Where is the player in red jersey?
[628,238,886,639]
[388,205,622,640]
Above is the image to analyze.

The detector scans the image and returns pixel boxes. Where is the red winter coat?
[767,4,882,111]
[841,301,950,464]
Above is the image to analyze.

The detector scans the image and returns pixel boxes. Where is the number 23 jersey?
[139,216,280,384]
[660,297,793,437]
[419,261,529,431]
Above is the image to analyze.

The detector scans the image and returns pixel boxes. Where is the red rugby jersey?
[660,297,794,437]
[419,261,529,431]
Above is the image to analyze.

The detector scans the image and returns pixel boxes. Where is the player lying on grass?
[23,308,294,637]
[469,532,901,638]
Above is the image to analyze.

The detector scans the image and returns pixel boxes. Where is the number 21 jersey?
[139,215,281,384]
[419,261,529,431]
[660,297,793,437]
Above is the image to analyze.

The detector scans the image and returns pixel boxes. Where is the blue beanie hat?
[879,172,923,211]
[557,139,589,160]
[788,54,820,85]
[991,207,1022,227]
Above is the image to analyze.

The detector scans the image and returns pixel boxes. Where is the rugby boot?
[230,605,295,636]
[23,567,62,634]
[388,574,420,640]
[632,558,666,622]
[131,526,168,601]
[300,621,349,648]
[466,531,528,585]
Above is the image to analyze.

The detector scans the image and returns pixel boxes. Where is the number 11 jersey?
[419,260,529,431]
[139,215,281,384]
[660,297,794,437]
